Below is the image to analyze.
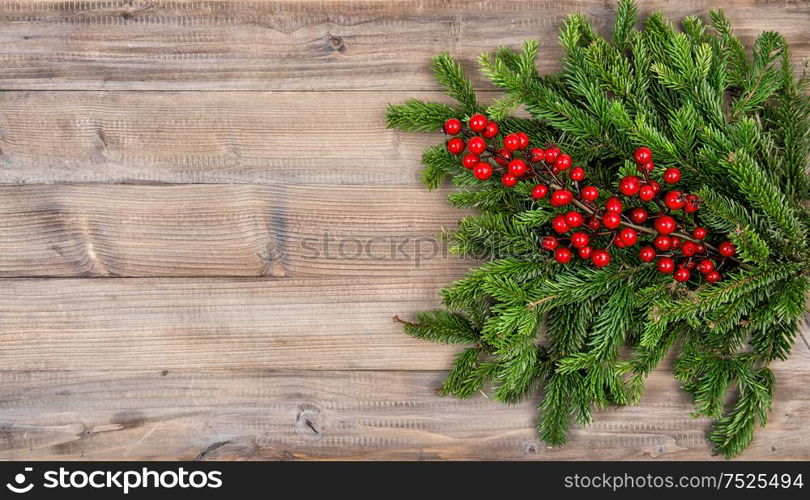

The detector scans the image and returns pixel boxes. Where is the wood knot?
[294,402,325,442]
[522,441,541,454]
[329,35,345,52]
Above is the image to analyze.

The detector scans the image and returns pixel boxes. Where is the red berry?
[462,154,479,169]
[670,236,681,250]
[602,211,621,229]
[565,211,584,228]
[550,189,574,207]
[697,259,715,274]
[639,246,656,262]
[507,159,527,177]
[571,231,590,249]
[629,207,648,224]
[634,146,653,164]
[681,241,698,257]
[684,260,697,270]
[578,245,593,259]
[501,173,518,187]
[532,184,549,199]
[467,136,487,155]
[530,148,545,162]
[554,154,572,171]
[637,161,654,174]
[541,236,558,251]
[591,249,611,267]
[447,137,465,155]
[605,196,623,213]
[613,237,627,249]
[503,134,521,151]
[718,241,736,257]
[674,268,691,282]
[469,113,488,132]
[654,215,677,235]
[650,180,662,194]
[586,216,601,231]
[555,247,573,264]
[516,132,530,150]
[495,149,512,166]
[638,184,656,202]
[552,214,570,234]
[569,166,585,181]
[482,121,499,138]
[663,168,681,184]
[544,147,560,163]
[581,186,599,202]
[619,176,641,196]
[473,162,493,180]
[696,243,706,254]
[705,271,721,283]
[618,227,638,246]
[692,227,707,240]
[684,195,700,213]
[654,235,672,251]
[444,118,462,135]
[664,190,686,210]
[657,257,675,274]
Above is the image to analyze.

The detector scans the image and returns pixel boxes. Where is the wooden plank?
[0,91,449,185]
[0,277,462,371]
[0,365,807,460]
[1,277,808,372]
[0,184,473,277]
[0,0,806,90]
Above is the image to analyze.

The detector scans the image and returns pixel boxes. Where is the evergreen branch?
[709,367,775,458]
[612,0,638,50]
[385,100,456,132]
[394,311,479,344]
[432,53,479,113]
[440,347,487,398]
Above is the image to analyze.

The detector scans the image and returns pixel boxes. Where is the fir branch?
[612,0,638,50]
[723,150,807,250]
[440,347,486,398]
[432,53,478,113]
[709,367,775,458]
[385,100,456,132]
[394,310,478,345]
[387,0,810,458]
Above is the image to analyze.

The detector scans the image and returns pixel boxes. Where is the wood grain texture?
[0,184,472,277]
[0,91,448,185]
[0,0,807,90]
[0,277,462,370]
[1,276,808,372]
[0,363,807,461]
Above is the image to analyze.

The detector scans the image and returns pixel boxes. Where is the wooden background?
[0,0,808,461]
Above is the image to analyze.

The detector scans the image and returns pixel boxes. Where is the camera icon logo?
[6,467,34,494]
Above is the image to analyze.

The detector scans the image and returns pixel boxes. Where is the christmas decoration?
[386,0,809,458]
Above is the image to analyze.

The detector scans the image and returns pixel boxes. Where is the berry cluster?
[444,114,738,283]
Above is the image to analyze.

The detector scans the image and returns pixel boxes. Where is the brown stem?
[392,315,416,326]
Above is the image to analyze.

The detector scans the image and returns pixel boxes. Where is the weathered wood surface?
[0,277,808,459]
[0,91,448,185]
[0,0,807,90]
[0,365,807,461]
[0,277,461,370]
[0,0,808,460]
[0,184,472,277]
